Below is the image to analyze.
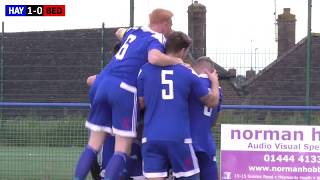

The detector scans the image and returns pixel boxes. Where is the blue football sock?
[104,151,128,180]
[74,146,98,180]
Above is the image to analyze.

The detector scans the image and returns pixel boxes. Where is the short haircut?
[165,31,192,54]
[149,8,173,25]
[194,56,215,69]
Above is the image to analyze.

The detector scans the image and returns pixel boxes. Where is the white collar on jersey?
[140,26,166,44]
[198,74,208,78]
[141,26,154,33]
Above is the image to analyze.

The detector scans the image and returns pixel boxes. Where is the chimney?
[188,1,206,59]
[228,68,237,77]
[246,70,256,80]
[277,8,296,57]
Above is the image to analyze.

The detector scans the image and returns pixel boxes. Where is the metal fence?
[0,1,318,178]
[0,103,89,179]
[0,103,320,179]
[207,49,277,76]
[1,21,319,108]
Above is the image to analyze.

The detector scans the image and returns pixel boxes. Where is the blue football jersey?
[100,27,166,86]
[189,74,223,158]
[137,64,209,142]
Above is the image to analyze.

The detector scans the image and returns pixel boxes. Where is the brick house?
[1,28,118,102]
[242,34,320,106]
[242,8,320,106]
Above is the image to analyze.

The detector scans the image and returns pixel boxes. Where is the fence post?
[0,21,4,121]
[101,22,105,70]
[305,0,312,125]
[130,0,134,27]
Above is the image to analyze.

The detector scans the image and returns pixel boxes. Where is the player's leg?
[104,135,133,180]
[101,137,143,180]
[196,152,218,180]
[126,112,145,180]
[98,136,116,179]
[75,80,112,180]
[127,140,144,180]
[90,157,102,180]
[104,81,138,180]
[167,142,200,180]
[75,131,107,180]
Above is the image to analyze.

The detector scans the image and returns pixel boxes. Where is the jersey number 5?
[115,34,137,60]
[161,70,174,100]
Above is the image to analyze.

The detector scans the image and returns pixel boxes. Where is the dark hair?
[165,31,192,54]
[112,41,122,55]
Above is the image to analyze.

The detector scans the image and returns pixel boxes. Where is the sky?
[1,0,319,74]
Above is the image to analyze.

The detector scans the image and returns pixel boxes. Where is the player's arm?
[148,49,183,66]
[147,34,183,66]
[137,68,145,109]
[138,97,145,110]
[86,74,101,180]
[211,114,220,127]
[200,91,219,108]
[200,70,220,108]
[86,75,97,86]
[211,89,223,127]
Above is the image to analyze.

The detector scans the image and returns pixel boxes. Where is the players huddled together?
[74,8,223,180]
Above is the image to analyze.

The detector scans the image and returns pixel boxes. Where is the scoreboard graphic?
[5,5,65,16]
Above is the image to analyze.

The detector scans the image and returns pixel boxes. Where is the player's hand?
[205,69,219,85]
[87,75,97,86]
